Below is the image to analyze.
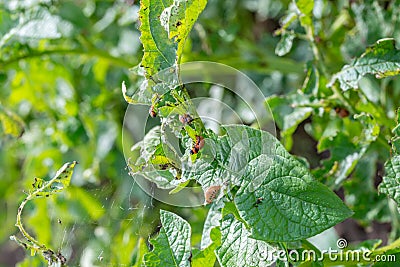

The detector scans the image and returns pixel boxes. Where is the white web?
[43,171,156,267]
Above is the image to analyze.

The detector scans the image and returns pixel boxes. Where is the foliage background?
[0,0,399,266]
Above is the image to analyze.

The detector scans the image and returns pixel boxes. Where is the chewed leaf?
[329,38,400,91]
[128,126,183,189]
[139,0,206,79]
[124,0,207,105]
[139,0,176,77]
[160,0,207,62]
[30,161,77,198]
[143,210,191,267]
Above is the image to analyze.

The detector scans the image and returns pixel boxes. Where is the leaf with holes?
[30,161,77,199]
[123,0,208,104]
[128,126,183,189]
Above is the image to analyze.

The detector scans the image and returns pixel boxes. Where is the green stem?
[12,161,76,265]
[15,196,45,250]
[306,27,355,114]
[0,48,134,69]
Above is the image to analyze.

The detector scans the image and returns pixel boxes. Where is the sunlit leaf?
[275,31,295,56]
[192,227,220,267]
[329,38,400,91]
[216,214,277,267]
[0,104,25,138]
[30,161,77,199]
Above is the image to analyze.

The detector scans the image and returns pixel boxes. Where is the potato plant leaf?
[128,126,183,189]
[139,0,177,77]
[216,214,277,267]
[191,227,221,267]
[143,210,191,267]
[30,161,77,199]
[379,155,400,213]
[124,0,208,105]
[234,150,353,242]
[200,200,223,249]
[329,38,400,91]
[160,0,207,62]
[183,125,352,241]
[266,93,313,150]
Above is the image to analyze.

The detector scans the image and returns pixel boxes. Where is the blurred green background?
[1,0,400,266]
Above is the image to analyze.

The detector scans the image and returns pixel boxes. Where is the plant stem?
[0,48,134,69]
[12,161,77,265]
[305,27,355,114]
[15,196,45,250]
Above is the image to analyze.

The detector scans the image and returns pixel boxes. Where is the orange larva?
[334,107,349,118]
[190,135,205,155]
[149,105,157,117]
[204,185,221,204]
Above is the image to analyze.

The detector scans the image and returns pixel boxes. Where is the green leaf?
[302,63,319,95]
[295,0,314,29]
[139,0,176,77]
[0,104,25,138]
[128,126,183,189]
[344,152,389,223]
[275,32,295,56]
[296,0,314,16]
[30,161,77,198]
[266,93,313,150]
[184,125,352,241]
[138,0,207,78]
[201,200,223,249]
[329,38,400,91]
[216,214,277,267]
[143,210,191,267]
[192,227,221,267]
[379,155,400,213]
[315,113,380,188]
[234,146,353,242]
[160,0,207,62]
[133,238,149,267]
[124,0,207,105]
